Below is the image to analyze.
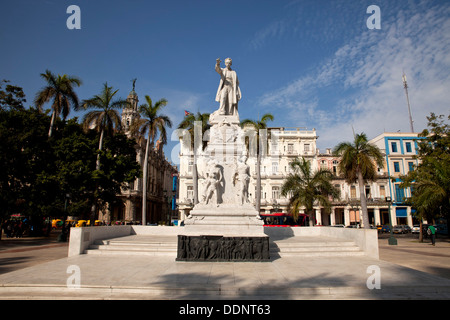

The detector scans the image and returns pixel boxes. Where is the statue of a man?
[215,58,241,116]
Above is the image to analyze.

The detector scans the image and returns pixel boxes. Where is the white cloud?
[258,1,450,150]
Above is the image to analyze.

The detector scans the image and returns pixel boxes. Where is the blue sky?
[1,0,449,165]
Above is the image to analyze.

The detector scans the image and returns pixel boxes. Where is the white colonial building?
[177,125,418,228]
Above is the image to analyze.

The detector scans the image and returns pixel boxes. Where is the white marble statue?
[234,155,250,205]
[202,160,223,206]
[215,58,241,116]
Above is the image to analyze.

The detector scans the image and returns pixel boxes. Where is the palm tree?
[177,112,210,205]
[281,157,340,226]
[240,113,274,213]
[78,82,129,223]
[130,95,172,226]
[34,69,82,137]
[333,132,384,229]
[78,82,129,171]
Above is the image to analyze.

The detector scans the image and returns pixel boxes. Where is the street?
[0,230,449,280]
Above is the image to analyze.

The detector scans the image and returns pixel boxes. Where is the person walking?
[427,225,436,246]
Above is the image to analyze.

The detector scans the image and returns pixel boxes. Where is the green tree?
[0,108,50,217]
[0,80,26,111]
[130,95,172,225]
[34,70,82,137]
[240,113,274,213]
[399,113,450,239]
[177,111,210,206]
[281,157,340,225]
[78,82,129,223]
[333,133,384,229]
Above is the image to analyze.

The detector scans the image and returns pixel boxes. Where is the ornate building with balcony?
[177,126,418,228]
[99,88,178,224]
[369,132,422,226]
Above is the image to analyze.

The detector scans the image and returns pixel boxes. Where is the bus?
[260,212,310,227]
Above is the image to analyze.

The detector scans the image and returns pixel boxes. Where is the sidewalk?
[0,234,449,299]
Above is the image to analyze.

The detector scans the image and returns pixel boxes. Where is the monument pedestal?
[177,59,269,261]
[177,204,269,261]
[176,235,270,262]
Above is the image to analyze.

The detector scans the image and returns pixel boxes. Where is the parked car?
[381,225,390,233]
[403,225,412,233]
[436,224,448,235]
[393,225,409,234]
[412,225,420,234]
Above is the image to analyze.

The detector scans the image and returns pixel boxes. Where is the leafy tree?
[0,105,58,236]
[34,70,82,137]
[0,80,26,111]
[281,157,340,225]
[333,133,384,229]
[240,113,274,213]
[400,113,450,239]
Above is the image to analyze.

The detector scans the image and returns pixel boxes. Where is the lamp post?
[385,196,397,245]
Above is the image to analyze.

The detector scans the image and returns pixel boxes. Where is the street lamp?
[385,196,397,245]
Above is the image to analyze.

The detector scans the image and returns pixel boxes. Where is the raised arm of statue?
[215,58,223,76]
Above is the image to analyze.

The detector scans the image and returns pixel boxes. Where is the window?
[187,186,194,199]
[405,142,412,153]
[350,186,357,198]
[365,186,371,198]
[391,142,398,153]
[332,160,339,174]
[287,144,294,154]
[304,144,310,152]
[408,162,414,172]
[272,162,278,174]
[188,161,193,173]
[380,185,386,198]
[395,184,405,202]
[272,186,280,199]
[393,162,400,173]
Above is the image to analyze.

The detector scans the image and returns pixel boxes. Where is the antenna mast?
[402,72,414,132]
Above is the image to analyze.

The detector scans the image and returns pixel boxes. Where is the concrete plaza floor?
[0,232,449,300]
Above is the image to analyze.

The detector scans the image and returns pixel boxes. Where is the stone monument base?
[176,234,270,262]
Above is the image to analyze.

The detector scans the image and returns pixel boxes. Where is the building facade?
[177,126,419,228]
[369,132,422,226]
[99,88,178,225]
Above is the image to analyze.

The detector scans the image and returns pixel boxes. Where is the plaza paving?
[0,233,449,300]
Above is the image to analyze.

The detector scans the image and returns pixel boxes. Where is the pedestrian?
[427,225,436,246]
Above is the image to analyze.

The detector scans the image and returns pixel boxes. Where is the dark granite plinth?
[176,235,270,262]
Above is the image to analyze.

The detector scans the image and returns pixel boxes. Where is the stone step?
[94,240,177,247]
[86,236,178,256]
[270,238,365,257]
[85,235,365,258]
[270,245,361,253]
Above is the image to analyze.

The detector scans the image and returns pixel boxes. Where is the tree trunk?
[96,129,104,171]
[193,151,198,205]
[48,111,56,137]
[419,221,423,242]
[255,152,261,213]
[309,209,315,226]
[193,121,201,206]
[90,129,105,227]
[357,169,370,229]
[142,135,151,225]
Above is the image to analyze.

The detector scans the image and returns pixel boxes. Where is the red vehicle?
[260,212,310,227]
